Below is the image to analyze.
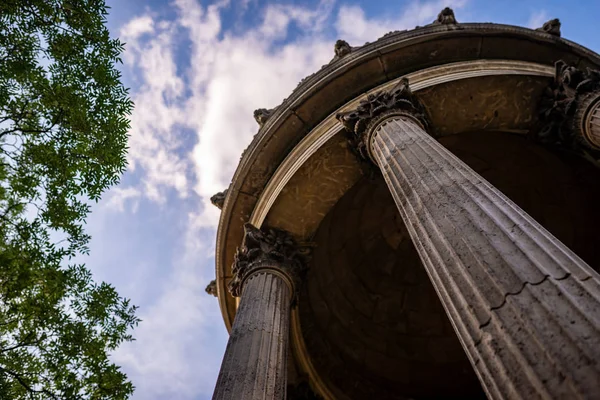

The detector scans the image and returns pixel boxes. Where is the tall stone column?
[212,224,305,400]
[338,79,600,399]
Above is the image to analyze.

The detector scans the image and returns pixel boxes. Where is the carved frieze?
[432,7,457,25]
[538,60,600,150]
[228,223,307,299]
[205,280,218,297]
[336,78,429,161]
[536,18,561,36]
[210,188,228,210]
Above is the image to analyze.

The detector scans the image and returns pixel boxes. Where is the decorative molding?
[536,18,561,37]
[254,108,276,127]
[205,280,218,297]
[229,224,307,300]
[432,7,457,25]
[210,189,228,210]
[538,60,600,150]
[336,78,429,161]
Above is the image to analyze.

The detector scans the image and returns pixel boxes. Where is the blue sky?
[81,0,600,399]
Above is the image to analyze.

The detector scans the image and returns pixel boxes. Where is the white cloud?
[527,9,549,29]
[336,0,468,45]
[119,17,189,204]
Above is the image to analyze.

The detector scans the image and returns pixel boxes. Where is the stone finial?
[210,189,228,210]
[538,60,600,149]
[336,78,429,161]
[433,7,457,25]
[253,108,275,127]
[536,18,561,36]
[228,224,307,298]
[205,280,218,297]
[334,39,352,58]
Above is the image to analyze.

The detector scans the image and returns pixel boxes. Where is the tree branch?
[0,365,59,400]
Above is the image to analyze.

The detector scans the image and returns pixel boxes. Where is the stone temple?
[207,8,600,400]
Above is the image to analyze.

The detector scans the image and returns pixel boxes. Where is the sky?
[81,0,600,399]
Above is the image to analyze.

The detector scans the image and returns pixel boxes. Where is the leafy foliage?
[0,0,138,398]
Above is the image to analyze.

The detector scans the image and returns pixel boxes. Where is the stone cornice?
[229,224,307,301]
[336,78,429,162]
[538,60,600,150]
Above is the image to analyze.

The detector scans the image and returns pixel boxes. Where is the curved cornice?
[215,23,600,331]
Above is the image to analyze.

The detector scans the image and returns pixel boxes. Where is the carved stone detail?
[370,116,600,399]
[254,108,276,127]
[538,60,600,150]
[535,18,561,36]
[210,189,228,210]
[205,280,218,297]
[228,223,306,299]
[334,39,352,58]
[336,78,429,161]
[432,7,457,25]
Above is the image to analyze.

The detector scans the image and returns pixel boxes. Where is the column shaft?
[370,116,600,399]
[212,271,291,400]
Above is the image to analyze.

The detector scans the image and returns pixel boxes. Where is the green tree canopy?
[0,0,138,398]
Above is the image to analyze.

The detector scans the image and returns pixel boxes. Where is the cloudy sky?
[82,0,600,398]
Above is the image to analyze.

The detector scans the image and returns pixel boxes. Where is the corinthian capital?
[228,224,307,299]
[538,60,600,150]
[336,78,429,161]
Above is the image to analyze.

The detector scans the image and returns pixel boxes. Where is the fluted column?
[212,224,305,400]
[338,79,600,399]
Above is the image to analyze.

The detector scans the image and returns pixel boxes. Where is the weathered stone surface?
[333,39,352,58]
[538,60,600,150]
[253,107,276,127]
[535,18,561,36]
[432,7,457,25]
[210,189,228,210]
[368,115,600,399]
[205,280,218,297]
[212,272,291,400]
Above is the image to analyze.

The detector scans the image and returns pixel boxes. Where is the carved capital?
[254,108,276,127]
[228,224,307,300]
[336,78,429,162]
[535,18,561,36]
[205,280,218,297]
[210,188,228,210]
[537,60,600,150]
[432,7,457,25]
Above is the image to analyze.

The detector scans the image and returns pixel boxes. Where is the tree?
[0,0,138,398]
